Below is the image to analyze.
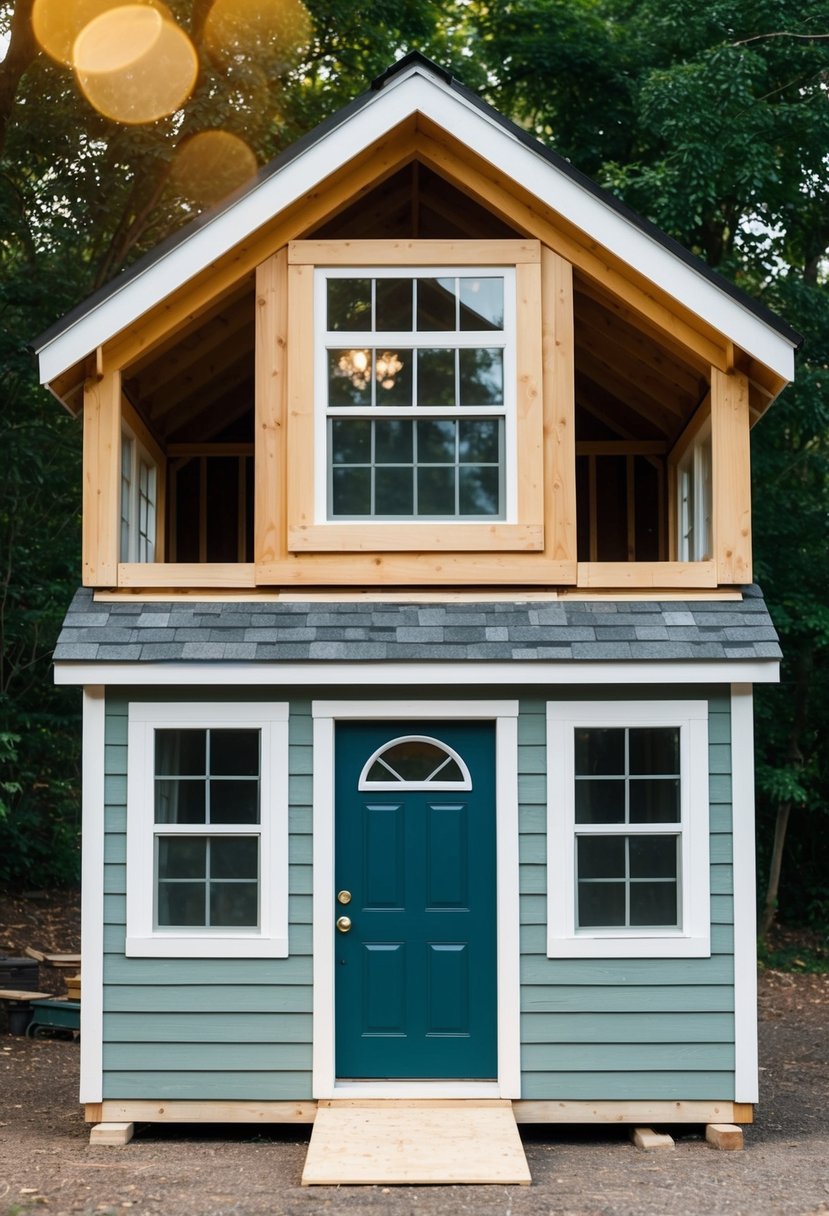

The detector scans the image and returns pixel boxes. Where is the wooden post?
[541,247,577,567]
[254,247,289,576]
[82,366,121,586]
[711,367,751,583]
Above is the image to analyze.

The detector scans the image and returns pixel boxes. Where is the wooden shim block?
[90,1122,134,1147]
[705,1123,744,1151]
[631,1127,675,1151]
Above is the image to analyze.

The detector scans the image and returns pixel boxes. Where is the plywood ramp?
[301,1099,531,1186]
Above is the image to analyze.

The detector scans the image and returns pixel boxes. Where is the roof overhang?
[54,658,780,686]
[34,60,798,388]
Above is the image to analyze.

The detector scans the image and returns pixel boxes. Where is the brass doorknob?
[336,916,352,933]
[337,890,352,905]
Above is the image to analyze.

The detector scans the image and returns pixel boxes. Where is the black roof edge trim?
[371,51,454,90]
[33,55,803,360]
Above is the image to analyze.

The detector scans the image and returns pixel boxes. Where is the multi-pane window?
[574,726,680,929]
[126,703,289,958]
[154,728,261,930]
[319,268,514,520]
[678,430,712,561]
[546,701,710,959]
[359,736,472,790]
[120,427,157,562]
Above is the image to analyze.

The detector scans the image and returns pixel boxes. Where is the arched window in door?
[358,735,472,791]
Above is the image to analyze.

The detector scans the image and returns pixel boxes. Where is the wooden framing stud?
[630,1127,675,1151]
[705,1123,744,1151]
[90,1122,135,1146]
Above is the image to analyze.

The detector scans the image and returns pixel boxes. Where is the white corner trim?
[125,701,289,958]
[546,700,711,959]
[37,70,796,386]
[311,699,521,1099]
[54,658,782,687]
[731,684,759,1104]
[80,686,105,1104]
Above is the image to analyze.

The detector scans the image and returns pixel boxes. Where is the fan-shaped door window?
[359,735,472,790]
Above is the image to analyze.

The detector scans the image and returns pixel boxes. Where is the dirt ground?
[1,894,828,1216]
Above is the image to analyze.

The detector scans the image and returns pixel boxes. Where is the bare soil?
[1,893,828,1216]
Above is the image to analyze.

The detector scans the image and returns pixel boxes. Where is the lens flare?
[170,131,259,207]
[32,0,170,67]
[73,6,198,125]
[203,0,312,73]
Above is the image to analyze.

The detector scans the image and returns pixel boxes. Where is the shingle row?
[53,585,782,664]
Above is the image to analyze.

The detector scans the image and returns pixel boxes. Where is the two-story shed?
[35,55,797,1148]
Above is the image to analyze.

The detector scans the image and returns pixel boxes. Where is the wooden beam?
[289,238,541,265]
[712,367,752,583]
[96,1100,317,1124]
[82,369,121,586]
[542,247,577,564]
[117,562,256,588]
[577,559,718,588]
[255,247,289,571]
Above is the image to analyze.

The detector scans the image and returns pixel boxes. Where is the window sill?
[287,522,544,552]
[547,933,711,960]
[125,935,289,959]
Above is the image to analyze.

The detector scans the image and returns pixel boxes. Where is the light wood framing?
[87,1098,754,1126]
[577,560,718,589]
[712,368,752,584]
[118,562,256,588]
[542,247,577,563]
[289,239,542,265]
[82,369,121,586]
[254,247,289,571]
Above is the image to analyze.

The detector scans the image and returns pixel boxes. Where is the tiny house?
[36,55,796,1143]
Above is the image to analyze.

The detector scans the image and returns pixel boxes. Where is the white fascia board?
[38,68,795,385]
[54,658,780,687]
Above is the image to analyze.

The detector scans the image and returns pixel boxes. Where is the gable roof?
[33,52,800,387]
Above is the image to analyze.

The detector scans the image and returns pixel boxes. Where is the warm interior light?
[376,351,403,390]
[73,6,198,125]
[170,131,259,207]
[32,0,169,67]
[202,0,312,72]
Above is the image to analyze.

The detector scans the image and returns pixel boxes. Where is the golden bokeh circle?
[170,131,259,207]
[32,0,170,67]
[73,6,198,125]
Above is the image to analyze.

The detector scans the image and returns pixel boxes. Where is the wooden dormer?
[35,56,798,594]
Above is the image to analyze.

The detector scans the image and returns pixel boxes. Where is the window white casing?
[126,702,289,958]
[546,700,710,958]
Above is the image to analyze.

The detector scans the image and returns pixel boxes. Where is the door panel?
[335,720,497,1080]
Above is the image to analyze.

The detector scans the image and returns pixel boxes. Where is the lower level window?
[127,703,289,958]
[547,701,710,958]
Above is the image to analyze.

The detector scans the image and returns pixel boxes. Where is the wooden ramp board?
[301,1099,531,1186]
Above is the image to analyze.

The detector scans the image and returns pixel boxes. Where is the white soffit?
[36,65,797,386]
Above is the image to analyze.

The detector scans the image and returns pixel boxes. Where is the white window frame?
[126,701,289,958]
[313,264,518,525]
[120,423,158,563]
[358,734,472,790]
[546,700,710,959]
[677,425,712,562]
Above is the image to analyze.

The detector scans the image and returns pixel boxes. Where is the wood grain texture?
[712,368,752,583]
[82,370,121,586]
[254,248,288,570]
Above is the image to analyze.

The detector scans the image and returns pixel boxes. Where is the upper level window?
[120,426,157,562]
[317,267,515,522]
[677,428,712,561]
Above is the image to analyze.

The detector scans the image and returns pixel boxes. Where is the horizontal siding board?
[709,774,731,802]
[519,744,547,774]
[520,922,733,956]
[710,866,733,895]
[520,954,733,986]
[710,894,733,924]
[105,743,128,776]
[520,864,546,895]
[521,985,734,1013]
[104,955,311,985]
[710,834,732,864]
[102,1071,312,1100]
[103,985,312,1013]
[518,773,546,804]
[104,1042,312,1071]
[520,1012,734,1044]
[103,1012,311,1043]
[104,834,126,865]
[517,713,546,745]
[104,779,127,809]
[104,863,126,895]
[521,1042,735,1071]
[289,774,312,806]
[520,1072,734,1100]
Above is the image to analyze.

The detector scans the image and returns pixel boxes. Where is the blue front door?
[334,721,498,1079]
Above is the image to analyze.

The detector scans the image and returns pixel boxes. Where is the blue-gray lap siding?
[101,685,735,1101]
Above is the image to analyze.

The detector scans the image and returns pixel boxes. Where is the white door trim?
[311,699,521,1099]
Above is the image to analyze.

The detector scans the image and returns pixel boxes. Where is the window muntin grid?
[574,726,681,930]
[318,268,515,522]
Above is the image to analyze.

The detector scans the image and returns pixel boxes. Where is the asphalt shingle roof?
[53,586,782,665]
